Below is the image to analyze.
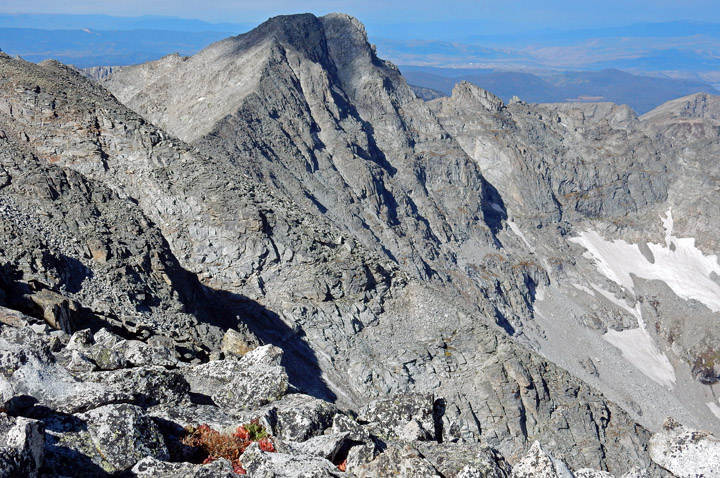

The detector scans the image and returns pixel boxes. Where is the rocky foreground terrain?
[0,11,719,477]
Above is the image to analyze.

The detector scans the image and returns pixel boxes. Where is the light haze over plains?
[1,0,719,34]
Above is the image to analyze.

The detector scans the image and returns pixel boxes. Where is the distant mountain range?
[372,21,720,82]
[0,13,252,32]
[0,13,718,112]
[402,66,720,114]
[0,28,238,67]
[0,13,250,68]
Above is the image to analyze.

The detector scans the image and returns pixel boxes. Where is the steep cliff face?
[431,83,720,437]
[0,52,664,474]
[98,11,720,470]
[6,11,720,475]
[106,14,505,289]
[103,12,720,447]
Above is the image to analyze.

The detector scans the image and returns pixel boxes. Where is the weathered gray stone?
[240,442,341,477]
[619,469,650,478]
[80,403,168,470]
[65,349,96,373]
[358,393,436,441]
[238,343,284,368]
[511,442,575,478]
[212,364,288,412]
[184,348,289,413]
[0,416,44,478]
[272,394,337,442]
[575,469,616,478]
[132,456,237,477]
[120,339,178,367]
[0,327,132,414]
[649,417,720,478]
[398,419,433,442]
[346,443,377,471]
[353,443,441,477]
[79,365,189,406]
[65,329,93,350]
[282,432,349,462]
[415,441,511,478]
[332,413,371,442]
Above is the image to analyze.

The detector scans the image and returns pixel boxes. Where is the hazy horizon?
[1,1,719,36]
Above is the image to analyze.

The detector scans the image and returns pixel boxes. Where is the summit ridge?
[0,11,718,477]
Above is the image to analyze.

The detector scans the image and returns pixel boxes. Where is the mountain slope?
[96,13,720,472]
[100,11,720,454]
[401,66,720,114]
[0,30,669,474]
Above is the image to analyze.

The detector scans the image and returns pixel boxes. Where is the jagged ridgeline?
[0,11,718,477]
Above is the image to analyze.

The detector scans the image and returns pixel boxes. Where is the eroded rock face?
[0,11,713,477]
[97,16,670,473]
[80,403,169,470]
[0,313,672,477]
[240,442,342,478]
[132,456,237,478]
[183,345,289,412]
[358,393,436,441]
[0,415,44,478]
[510,441,574,478]
[649,417,720,477]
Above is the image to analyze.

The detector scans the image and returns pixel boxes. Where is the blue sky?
[1,0,719,34]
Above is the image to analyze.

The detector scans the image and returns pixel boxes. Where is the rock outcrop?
[649,418,720,477]
[0,31,664,476]
[103,11,720,448]
[0,319,648,477]
[3,11,720,477]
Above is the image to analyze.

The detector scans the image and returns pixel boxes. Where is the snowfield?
[565,209,720,389]
[570,210,720,313]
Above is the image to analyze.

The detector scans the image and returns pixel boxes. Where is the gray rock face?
[2,10,718,478]
[353,442,442,478]
[415,441,512,478]
[0,415,44,478]
[98,15,672,474]
[272,394,337,442]
[183,345,289,412]
[510,441,574,478]
[240,442,342,477]
[358,393,436,441]
[80,403,168,470]
[132,456,237,478]
[0,327,132,414]
[649,417,720,477]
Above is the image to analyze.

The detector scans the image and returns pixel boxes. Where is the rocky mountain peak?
[2,11,720,478]
[450,80,505,112]
[243,13,329,64]
[641,91,720,125]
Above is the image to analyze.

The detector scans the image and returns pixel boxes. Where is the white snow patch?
[534,286,545,301]
[197,97,205,102]
[662,209,674,247]
[572,283,595,296]
[569,209,720,312]
[508,221,535,253]
[604,327,676,389]
[707,402,720,420]
[590,283,676,388]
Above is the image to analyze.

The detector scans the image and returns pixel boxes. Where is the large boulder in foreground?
[649,417,720,478]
